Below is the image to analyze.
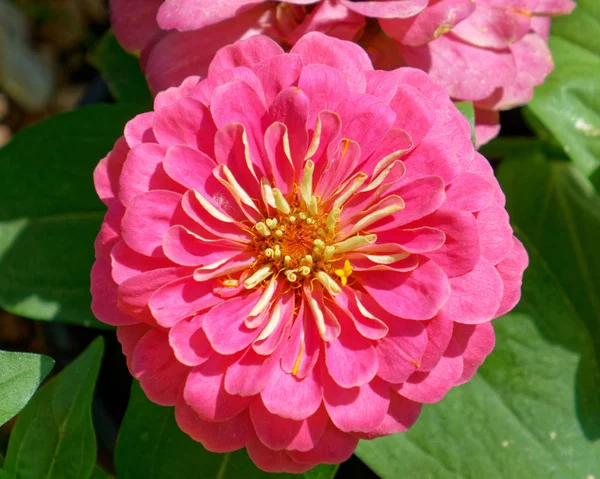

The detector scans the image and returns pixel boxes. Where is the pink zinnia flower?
[110,0,574,146]
[91,33,528,472]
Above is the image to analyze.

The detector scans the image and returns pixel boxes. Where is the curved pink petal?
[110,241,174,285]
[495,237,528,317]
[280,302,321,379]
[157,0,264,31]
[438,258,504,324]
[124,112,156,148]
[94,137,129,206]
[250,400,328,452]
[176,399,253,452]
[184,354,253,422]
[91,257,139,326]
[395,338,463,404]
[445,172,494,213]
[246,438,313,473]
[169,315,213,367]
[419,315,454,371]
[324,375,389,433]
[287,421,358,465]
[261,362,323,421]
[253,53,303,105]
[117,323,152,370]
[389,84,435,147]
[357,392,422,439]
[225,347,282,396]
[290,32,373,93]
[298,64,349,129]
[380,0,475,46]
[110,0,162,53]
[453,322,495,385]
[477,203,514,265]
[340,0,427,19]
[209,34,284,77]
[120,190,182,257]
[402,140,461,185]
[359,259,451,320]
[474,108,501,147]
[132,329,190,406]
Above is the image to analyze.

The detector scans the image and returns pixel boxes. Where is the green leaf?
[90,466,115,479]
[496,152,600,364]
[0,104,144,328]
[3,337,104,479]
[525,0,600,176]
[356,231,600,478]
[89,31,152,107]
[454,101,476,146]
[0,350,54,426]
[116,382,338,479]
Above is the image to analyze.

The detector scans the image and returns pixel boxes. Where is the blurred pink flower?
[110,0,574,146]
[91,33,528,472]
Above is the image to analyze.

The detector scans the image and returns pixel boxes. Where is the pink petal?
[253,53,303,105]
[451,5,531,49]
[153,97,216,156]
[534,0,576,15]
[463,152,505,207]
[265,87,309,168]
[169,315,213,367]
[495,237,528,317]
[157,0,263,31]
[287,421,358,465]
[376,316,428,383]
[389,84,435,148]
[438,258,504,325]
[124,112,156,148]
[120,190,182,257]
[261,362,323,421]
[119,143,184,207]
[246,438,313,473]
[413,209,481,277]
[340,0,427,19]
[380,0,475,46]
[225,347,282,396]
[250,400,328,452]
[359,259,451,320]
[154,76,202,110]
[176,400,253,452]
[373,176,446,231]
[252,291,295,355]
[290,32,372,93]
[161,145,217,193]
[477,203,514,265]
[419,316,454,371]
[117,323,152,370]
[453,322,495,385]
[402,140,461,185]
[403,34,517,102]
[324,375,389,433]
[110,0,162,53]
[117,267,189,323]
[474,108,501,148]
[184,354,253,421]
[144,8,271,93]
[335,93,397,163]
[94,204,124,258]
[202,290,266,355]
[209,34,284,77]
[445,172,494,213]
[91,257,139,326]
[395,338,463,403]
[357,392,422,439]
[110,241,173,285]
[325,316,378,388]
[298,63,349,127]
[281,302,321,379]
[148,276,220,327]
[94,137,129,206]
[131,329,190,406]
[264,123,296,196]
[375,227,446,254]
[333,289,389,340]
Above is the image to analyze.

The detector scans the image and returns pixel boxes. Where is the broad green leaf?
[526,0,600,175]
[454,101,476,146]
[116,382,338,479]
[497,153,600,363]
[89,31,152,107]
[90,466,115,479]
[0,104,143,328]
[356,231,600,478]
[3,337,104,479]
[0,350,54,426]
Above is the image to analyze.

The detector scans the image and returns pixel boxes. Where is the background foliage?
[0,1,599,477]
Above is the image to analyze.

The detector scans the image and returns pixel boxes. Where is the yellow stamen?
[244,264,273,289]
[255,222,271,237]
[272,188,291,214]
[300,160,315,206]
[326,207,341,233]
[334,260,353,287]
[333,234,377,254]
[315,271,341,295]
